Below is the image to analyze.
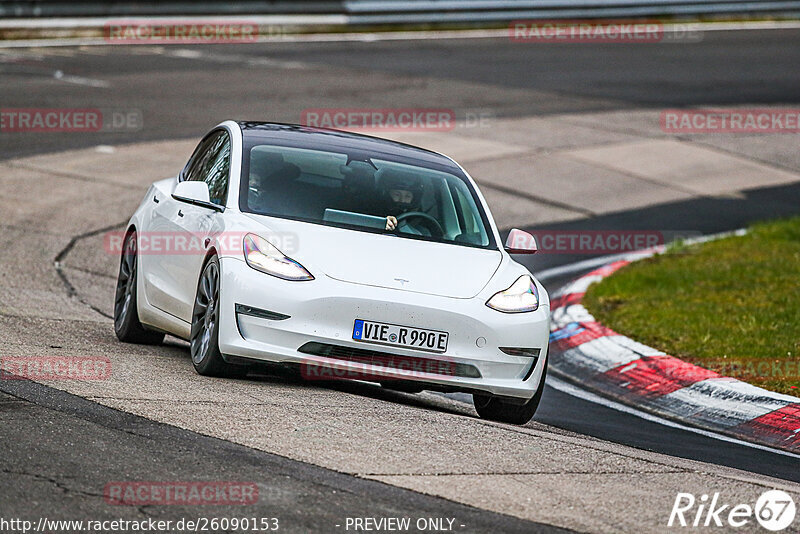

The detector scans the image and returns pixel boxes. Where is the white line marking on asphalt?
[163,48,310,70]
[0,50,45,61]
[167,49,202,58]
[52,69,109,88]
[546,375,800,459]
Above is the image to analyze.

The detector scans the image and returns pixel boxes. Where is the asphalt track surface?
[1,28,799,532]
[0,382,554,534]
[3,28,800,160]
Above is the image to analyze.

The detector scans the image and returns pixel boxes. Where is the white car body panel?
[126,120,550,400]
[243,213,503,298]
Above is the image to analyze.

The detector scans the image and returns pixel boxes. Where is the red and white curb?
[548,247,800,454]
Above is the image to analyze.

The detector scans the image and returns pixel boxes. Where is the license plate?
[352,319,449,353]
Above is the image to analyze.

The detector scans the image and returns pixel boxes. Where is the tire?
[190,255,248,378]
[114,231,165,345]
[473,356,547,425]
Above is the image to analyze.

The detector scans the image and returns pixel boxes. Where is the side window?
[182,135,216,182]
[452,185,489,246]
[454,187,478,233]
[204,134,231,206]
[183,130,231,206]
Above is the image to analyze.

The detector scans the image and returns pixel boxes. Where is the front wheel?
[473,357,547,425]
[190,256,248,378]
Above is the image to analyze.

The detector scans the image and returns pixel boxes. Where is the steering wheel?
[396,212,444,238]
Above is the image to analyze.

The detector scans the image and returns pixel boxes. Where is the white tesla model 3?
[114,121,549,424]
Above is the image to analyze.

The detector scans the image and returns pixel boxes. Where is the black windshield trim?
[249,212,498,251]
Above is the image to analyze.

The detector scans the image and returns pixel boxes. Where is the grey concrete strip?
[553,109,800,177]
[451,114,646,152]
[11,141,196,183]
[564,139,800,198]
[347,129,531,164]
[468,153,693,216]
[681,134,800,176]
[479,183,591,224]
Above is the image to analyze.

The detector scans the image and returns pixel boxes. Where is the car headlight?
[486,275,539,313]
[243,233,314,281]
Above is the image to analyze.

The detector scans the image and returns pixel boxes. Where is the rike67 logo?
[668,490,796,531]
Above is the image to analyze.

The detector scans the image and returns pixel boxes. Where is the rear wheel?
[190,256,248,378]
[114,231,165,345]
[473,357,547,425]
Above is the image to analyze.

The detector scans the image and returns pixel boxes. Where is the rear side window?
[183,130,231,206]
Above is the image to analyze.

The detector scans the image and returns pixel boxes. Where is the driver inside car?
[379,172,432,236]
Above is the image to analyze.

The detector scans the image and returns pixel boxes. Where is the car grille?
[297,342,481,379]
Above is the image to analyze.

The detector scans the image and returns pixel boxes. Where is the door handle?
[178,210,184,217]
[153,195,160,203]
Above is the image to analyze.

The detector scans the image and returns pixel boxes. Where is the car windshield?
[241,143,493,248]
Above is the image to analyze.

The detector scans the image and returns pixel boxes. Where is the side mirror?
[172,181,223,212]
[504,229,538,254]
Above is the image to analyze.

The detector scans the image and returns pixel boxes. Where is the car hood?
[244,214,502,299]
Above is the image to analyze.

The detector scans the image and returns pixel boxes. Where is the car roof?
[236,121,458,168]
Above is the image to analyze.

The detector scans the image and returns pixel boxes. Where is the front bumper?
[217,257,550,400]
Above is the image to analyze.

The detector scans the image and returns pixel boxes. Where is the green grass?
[583,217,800,397]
